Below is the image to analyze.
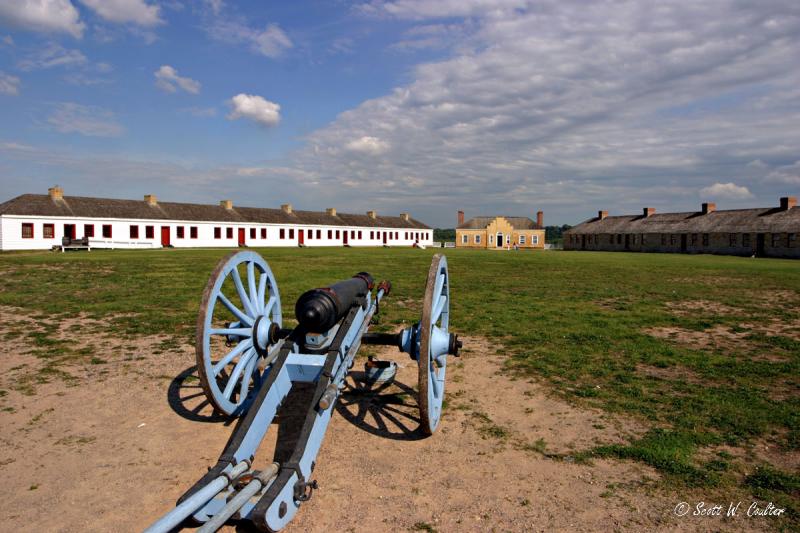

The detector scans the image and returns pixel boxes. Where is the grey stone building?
[564,197,799,259]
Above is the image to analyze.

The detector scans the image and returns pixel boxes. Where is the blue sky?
[1,1,799,227]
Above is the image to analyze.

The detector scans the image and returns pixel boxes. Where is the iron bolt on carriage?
[145,252,460,532]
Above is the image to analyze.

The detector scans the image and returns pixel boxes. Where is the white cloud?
[205,0,223,15]
[359,0,529,19]
[699,182,754,200]
[17,42,87,70]
[0,141,36,151]
[288,0,800,225]
[764,161,800,186]
[204,15,292,58]
[62,60,113,85]
[47,103,124,137]
[154,65,200,94]
[0,0,84,38]
[0,142,312,211]
[78,0,162,26]
[329,37,354,55]
[346,136,390,155]
[227,94,281,127]
[252,24,292,57]
[0,71,21,95]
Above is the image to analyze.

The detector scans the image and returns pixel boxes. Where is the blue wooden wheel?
[196,251,282,416]
[418,254,450,435]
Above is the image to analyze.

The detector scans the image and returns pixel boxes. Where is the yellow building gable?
[455,215,545,250]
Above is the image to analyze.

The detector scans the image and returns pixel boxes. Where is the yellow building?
[455,211,545,250]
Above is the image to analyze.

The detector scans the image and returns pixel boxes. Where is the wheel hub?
[252,315,275,357]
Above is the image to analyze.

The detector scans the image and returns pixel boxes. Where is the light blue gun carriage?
[145,252,460,532]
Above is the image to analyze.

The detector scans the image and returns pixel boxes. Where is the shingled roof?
[0,194,431,229]
[566,205,799,235]
[458,216,541,230]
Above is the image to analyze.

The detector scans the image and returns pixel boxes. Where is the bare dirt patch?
[0,311,772,532]
[752,441,800,474]
[667,276,742,287]
[740,318,800,342]
[747,290,800,309]
[636,364,703,385]
[644,325,749,352]
[665,300,743,316]
[695,438,800,478]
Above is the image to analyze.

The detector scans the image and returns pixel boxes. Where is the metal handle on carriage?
[196,463,280,533]
[143,460,250,533]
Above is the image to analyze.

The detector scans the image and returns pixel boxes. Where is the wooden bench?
[58,237,91,252]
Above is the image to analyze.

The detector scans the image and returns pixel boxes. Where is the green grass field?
[1,247,798,521]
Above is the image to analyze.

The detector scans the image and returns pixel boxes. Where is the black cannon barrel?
[294,272,374,332]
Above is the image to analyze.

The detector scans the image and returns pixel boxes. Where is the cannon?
[145,251,460,532]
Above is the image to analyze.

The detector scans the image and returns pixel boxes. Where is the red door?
[343,231,348,246]
[298,229,304,246]
[161,226,170,247]
[238,228,245,247]
[64,224,76,239]
[382,231,387,245]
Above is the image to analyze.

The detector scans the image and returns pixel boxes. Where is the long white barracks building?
[0,187,433,251]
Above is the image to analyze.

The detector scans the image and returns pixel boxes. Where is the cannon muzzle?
[295,272,374,332]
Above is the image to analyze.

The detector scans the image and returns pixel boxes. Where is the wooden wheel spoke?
[238,353,258,401]
[223,348,256,399]
[247,261,259,313]
[257,271,268,310]
[210,327,253,337]
[212,338,253,376]
[433,272,446,301]
[264,295,277,316]
[230,266,256,317]
[217,291,254,326]
[430,364,441,398]
[431,294,447,323]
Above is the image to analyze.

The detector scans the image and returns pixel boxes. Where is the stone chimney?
[325,207,337,216]
[367,210,377,219]
[643,207,655,217]
[536,210,543,228]
[220,200,233,210]
[144,194,157,206]
[458,210,465,226]
[400,213,410,221]
[598,210,608,220]
[281,203,292,214]
[48,185,64,201]
[701,202,716,215]
[780,196,797,210]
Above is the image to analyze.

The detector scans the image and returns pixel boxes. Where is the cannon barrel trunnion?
[145,252,460,532]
